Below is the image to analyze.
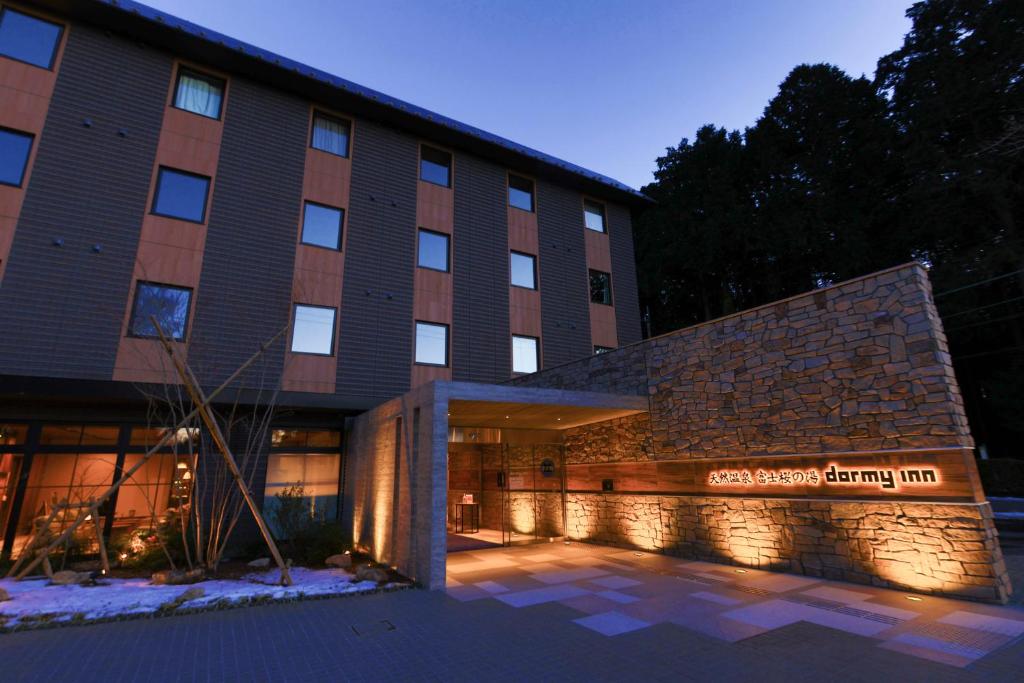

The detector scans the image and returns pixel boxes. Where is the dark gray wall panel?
[536,181,591,368]
[608,203,642,344]
[451,154,509,382]
[189,78,307,387]
[335,121,417,402]
[0,27,169,379]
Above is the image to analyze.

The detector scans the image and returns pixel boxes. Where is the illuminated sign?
[708,463,940,491]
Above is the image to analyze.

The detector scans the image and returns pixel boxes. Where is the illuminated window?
[584,199,606,233]
[291,304,336,355]
[173,68,224,119]
[301,201,344,250]
[0,8,62,69]
[594,345,614,354]
[420,145,452,187]
[415,321,449,366]
[264,451,342,536]
[311,111,350,158]
[129,282,192,341]
[512,335,539,374]
[508,174,534,212]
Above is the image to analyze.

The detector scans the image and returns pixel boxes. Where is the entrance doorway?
[447,430,566,552]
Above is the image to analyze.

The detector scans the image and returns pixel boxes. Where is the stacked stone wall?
[566,493,1010,602]
[513,264,1010,602]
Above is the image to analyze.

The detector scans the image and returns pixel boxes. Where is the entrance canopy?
[445,382,648,430]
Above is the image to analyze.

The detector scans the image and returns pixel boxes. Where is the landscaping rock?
[355,564,388,583]
[50,570,81,586]
[179,586,205,602]
[325,553,352,569]
[151,567,205,585]
[247,557,271,568]
[0,587,9,601]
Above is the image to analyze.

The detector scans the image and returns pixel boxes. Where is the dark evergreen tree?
[633,0,1024,456]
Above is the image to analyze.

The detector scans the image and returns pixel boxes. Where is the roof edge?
[31,0,651,206]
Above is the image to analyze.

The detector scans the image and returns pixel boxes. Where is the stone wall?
[566,494,1010,602]
[513,264,1011,602]
[343,383,446,589]
[515,263,973,458]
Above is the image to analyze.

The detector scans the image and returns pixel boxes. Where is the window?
[510,251,536,289]
[0,8,62,69]
[594,346,614,354]
[584,199,607,233]
[173,68,224,119]
[417,229,449,272]
[415,321,448,366]
[129,282,193,341]
[264,452,342,535]
[589,269,613,305]
[311,112,350,157]
[301,201,344,250]
[512,335,539,374]
[420,145,452,187]
[0,128,33,187]
[291,305,336,355]
[152,167,210,223]
[508,174,534,212]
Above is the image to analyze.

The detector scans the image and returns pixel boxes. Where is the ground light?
[905,595,924,602]
[734,569,748,574]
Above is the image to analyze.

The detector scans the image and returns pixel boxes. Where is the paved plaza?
[2,542,1022,681]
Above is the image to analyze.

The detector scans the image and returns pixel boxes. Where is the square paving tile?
[938,610,1024,637]
[573,610,652,636]
[474,580,509,594]
[801,585,874,604]
[530,566,610,585]
[691,590,743,606]
[588,575,643,590]
[496,584,591,608]
[596,590,640,604]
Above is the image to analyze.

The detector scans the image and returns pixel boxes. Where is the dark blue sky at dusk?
[146,0,912,190]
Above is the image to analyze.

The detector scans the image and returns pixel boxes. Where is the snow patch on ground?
[0,567,386,629]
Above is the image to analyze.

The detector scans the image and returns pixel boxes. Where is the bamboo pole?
[153,322,292,586]
[8,327,287,580]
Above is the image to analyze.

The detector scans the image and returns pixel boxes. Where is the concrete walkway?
[1,543,1022,681]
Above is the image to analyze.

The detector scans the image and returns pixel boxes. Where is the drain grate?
[782,595,904,626]
[732,584,775,597]
[676,572,724,585]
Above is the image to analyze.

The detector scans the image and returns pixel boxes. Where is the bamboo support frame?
[6,326,287,581]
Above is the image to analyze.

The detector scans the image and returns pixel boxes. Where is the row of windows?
[0,9,611,235]
[414,322,539,374]
[413,228,611,302]
[126,282,552,374]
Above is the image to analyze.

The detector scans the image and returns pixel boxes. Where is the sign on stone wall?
[566,447,981,502]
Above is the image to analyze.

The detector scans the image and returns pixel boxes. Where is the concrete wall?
[343,382,446,588]
[512,264,1012,602]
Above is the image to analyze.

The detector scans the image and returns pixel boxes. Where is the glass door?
[500,443,566,546]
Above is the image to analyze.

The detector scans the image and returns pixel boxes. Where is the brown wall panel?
[113,60,227,383]
[411,152,454,387]
[0,3,68,281]
[282,108,353,393]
